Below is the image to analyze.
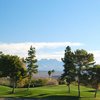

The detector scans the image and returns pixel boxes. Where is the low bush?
[0,77,10,86]
[20,78,59,88]
[57,78,66,85]
[17,77,29,88]
[31,78,47,87]
[46,78,58,86]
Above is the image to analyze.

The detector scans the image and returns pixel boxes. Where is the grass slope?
[0,85,100,100]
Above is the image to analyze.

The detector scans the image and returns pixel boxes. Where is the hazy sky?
[0,0,100,63]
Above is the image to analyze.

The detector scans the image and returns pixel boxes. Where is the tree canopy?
[61,46,76,93]
[0,54,26,93]
[74,49,94,97]
[26,46,38,90]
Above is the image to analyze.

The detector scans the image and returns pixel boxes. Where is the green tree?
[0,51,2,55]
[0,54,26,93]
[74,49,94,97]
[48,69,55,78]
[26,46,38,90]
[61,46,76,93]
[88,64,100,98]
[0,52,3,76]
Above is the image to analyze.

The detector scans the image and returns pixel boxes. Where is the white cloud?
[1,42,100,64]
[89,50,100,64]
[0,42,83,60]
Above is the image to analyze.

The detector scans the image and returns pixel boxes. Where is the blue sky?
[0,0,100,63]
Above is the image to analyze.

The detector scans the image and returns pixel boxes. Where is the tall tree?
[0,51,2,55]
[0,52,3,76]
[88,64,100,98]
[0,54,26,93]
[74,49,94,97]
[61,46,76,93]
[26,46,38,90]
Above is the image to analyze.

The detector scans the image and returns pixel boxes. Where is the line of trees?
[61,46,100,98]
[0,45,100,98]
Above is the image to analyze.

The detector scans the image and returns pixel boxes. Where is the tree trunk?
[94,88,98,98]
[77,75,80,97]
[67,84,70,93]
[27,76,32,91]
[78,81,80,97]
[12,81,15,94]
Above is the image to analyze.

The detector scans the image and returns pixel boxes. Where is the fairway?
[0,85,100,100]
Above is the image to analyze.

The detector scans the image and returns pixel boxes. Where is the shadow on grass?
[0,96,80,100]
[42,95,79,100]
[85,90,95,92]
[1,95,97,100]
[86,89,100,93]
[37,93,47,97]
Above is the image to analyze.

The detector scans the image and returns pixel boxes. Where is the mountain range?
[37,59,63,71]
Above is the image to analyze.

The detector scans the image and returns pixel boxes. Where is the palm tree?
[48,69,55,78]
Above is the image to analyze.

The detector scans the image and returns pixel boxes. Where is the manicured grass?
[0,85,100,100]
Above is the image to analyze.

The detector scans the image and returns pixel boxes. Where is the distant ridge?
[37,59,63,71]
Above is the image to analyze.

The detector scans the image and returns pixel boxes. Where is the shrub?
[46,78,58,86]
[58,79,66,85]
[0,77,10,86]
[31,78,47,87]
[17,77,29,88]
[17,78,59,88]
